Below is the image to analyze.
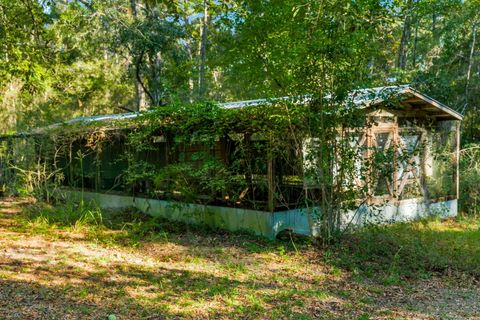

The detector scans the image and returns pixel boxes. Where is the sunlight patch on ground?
[0,198,479,319]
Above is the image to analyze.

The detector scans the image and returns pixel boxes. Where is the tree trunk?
[198,0,208,99]
[151,51,163,106]
[182,0,195,102]
[411,13,419,68]
[130,0,148,111]
[130,0,138,16]
[135,78,148,111]
[397,3,412,70]
[463,20,478,114]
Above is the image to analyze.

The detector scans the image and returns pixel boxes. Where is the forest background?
[0,0,478,141]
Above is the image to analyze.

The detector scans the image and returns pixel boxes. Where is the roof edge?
[403,87,463,121]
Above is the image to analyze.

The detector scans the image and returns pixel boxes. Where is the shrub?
[459,144,480,216]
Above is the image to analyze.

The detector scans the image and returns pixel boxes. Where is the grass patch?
[17,201,196,247]
[27,201,276,244]
[17,200,480,281]
[333,217,480,281]
[2,198,480,319]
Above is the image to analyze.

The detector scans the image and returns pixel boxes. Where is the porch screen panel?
[425,121,456,199]
[396,129,424,200]
[371,131,395,198]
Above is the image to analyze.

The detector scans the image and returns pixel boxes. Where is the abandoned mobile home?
[0,86,462,239]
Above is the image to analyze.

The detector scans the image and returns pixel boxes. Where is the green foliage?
[23,201,104,233]
[333,218,480,280]
[0,0,135,132]
[21,200,170,246]
[459,144,480,215]
[121,100,312,209]
[122,159,157,191]
[114,1,187,106]
[1,0,477,136]
[1,0,478,242]
[153,159,246,203]
[225,0,392,98]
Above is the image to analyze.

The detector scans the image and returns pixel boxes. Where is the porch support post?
[267,158,275,212]
[366,122,373,205]
[453,121,461,199]
[393,118,398,200]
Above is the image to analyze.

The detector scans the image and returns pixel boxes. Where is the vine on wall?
[0,96,457,241]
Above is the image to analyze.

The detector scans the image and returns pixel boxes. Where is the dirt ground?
[0,198,479,320]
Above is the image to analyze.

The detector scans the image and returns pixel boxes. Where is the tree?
[221,0,394,238]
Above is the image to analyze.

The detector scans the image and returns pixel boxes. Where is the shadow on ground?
[0,197,479,319]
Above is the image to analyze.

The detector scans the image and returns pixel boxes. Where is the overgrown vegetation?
[0,0,474,241]
[0,92,463,242]
[459,144,480,216]
[335,217,480,282]
[1,0,478,138]
[1,0,479,318]
[18,201,173,247]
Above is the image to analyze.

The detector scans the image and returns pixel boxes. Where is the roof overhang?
[222,85,463,121]
[399,87,463,121]
[347,85,463,121]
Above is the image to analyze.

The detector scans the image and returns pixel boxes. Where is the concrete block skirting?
[61,190,457,239]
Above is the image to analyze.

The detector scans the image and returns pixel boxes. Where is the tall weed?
[334,218,480,280]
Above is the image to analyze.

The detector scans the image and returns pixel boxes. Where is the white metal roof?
[63,112,140,124]
[1,85,462,139]
[216,85,462,120]
[48,85,465,125]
